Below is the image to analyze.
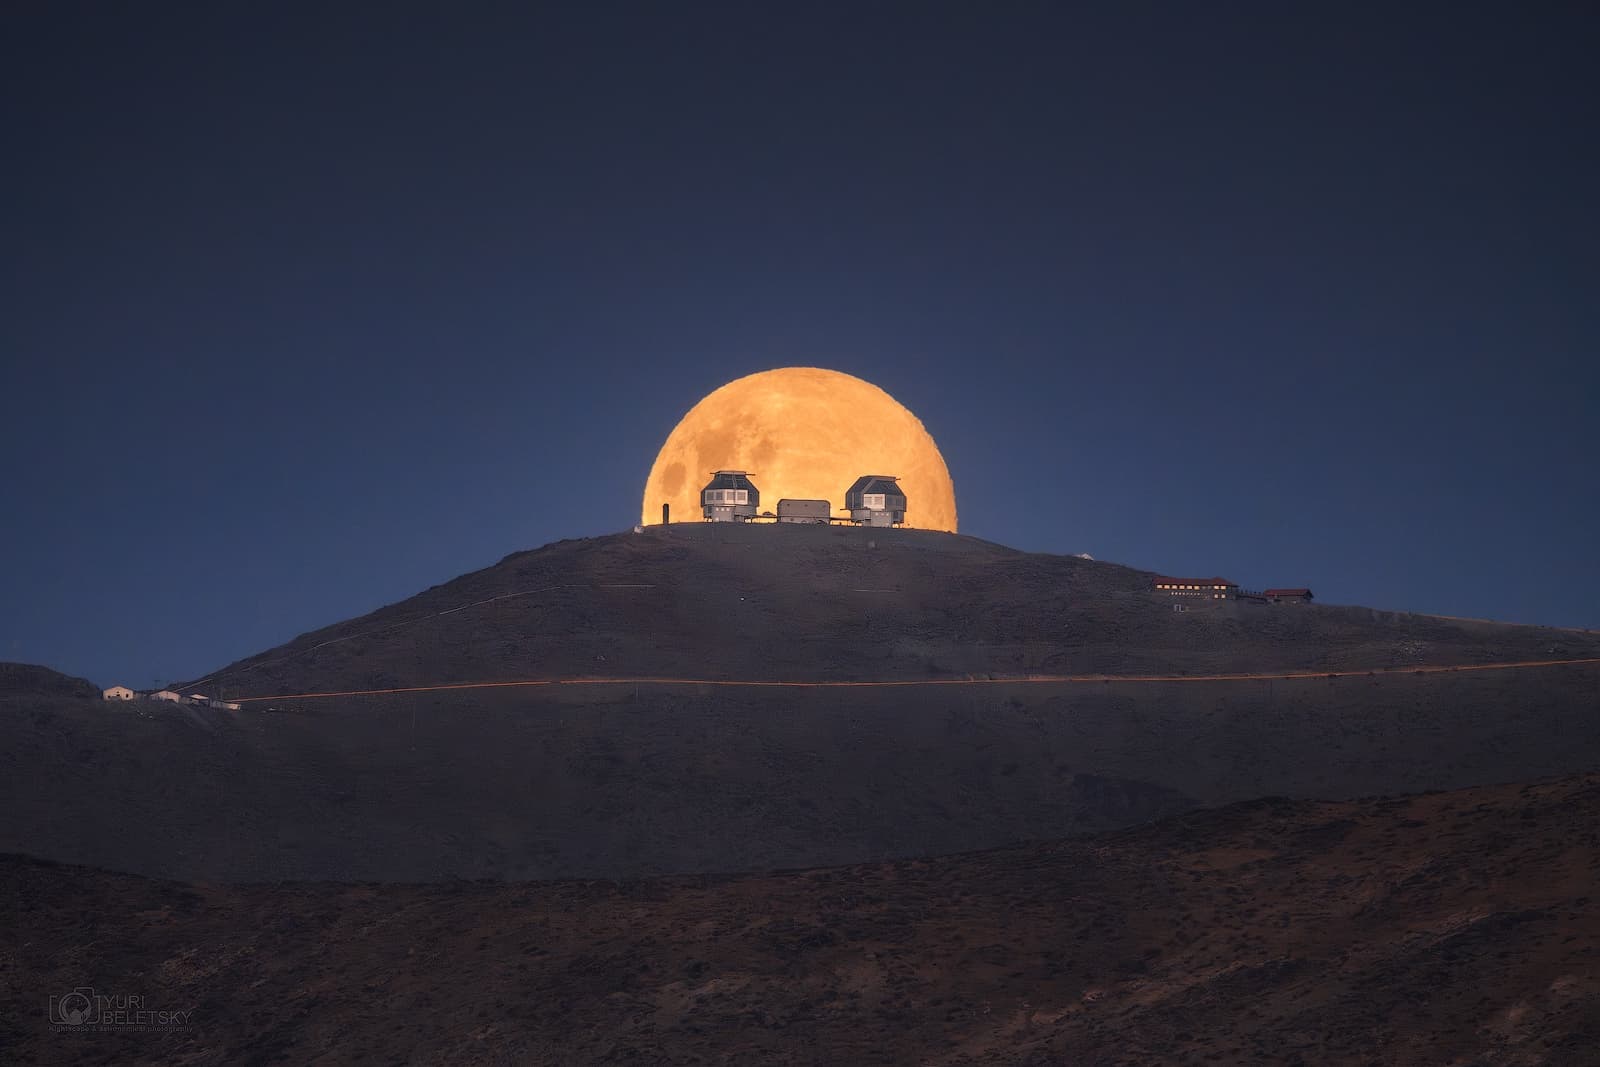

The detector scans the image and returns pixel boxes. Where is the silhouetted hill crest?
[179,522,1600,697]
[0,662,97,699]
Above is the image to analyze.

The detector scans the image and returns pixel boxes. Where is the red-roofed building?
[1264,588,1314,603]
[1152,577,1240,601]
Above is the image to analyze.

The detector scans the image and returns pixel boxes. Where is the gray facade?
[701,470,760,522]
[777,498,831,524]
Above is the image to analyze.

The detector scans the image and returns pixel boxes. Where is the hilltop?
[4,773,1597,1065]
[0,662,97,700]
[180,523,1599,697]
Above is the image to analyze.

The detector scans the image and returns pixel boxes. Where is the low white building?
[102,686,135,701]
[184,693,210,705]
[151,690,182,703]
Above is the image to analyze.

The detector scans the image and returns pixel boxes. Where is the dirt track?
[220,654,1600,703]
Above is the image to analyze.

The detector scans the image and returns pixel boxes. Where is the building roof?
[1152,577,1238,587]
[1264,588,1314,597]
[846,475,902,496]
[845,476,906,513]
[702,470,759,492]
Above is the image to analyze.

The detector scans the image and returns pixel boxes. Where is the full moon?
[642,367,958,532]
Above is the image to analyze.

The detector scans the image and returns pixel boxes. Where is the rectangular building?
[777,498,831,524]
[1152,577,1240,601]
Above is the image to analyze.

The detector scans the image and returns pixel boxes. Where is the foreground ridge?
[4,773,1596,1065]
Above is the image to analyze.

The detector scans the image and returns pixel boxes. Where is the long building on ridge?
[1152,577,1240,600]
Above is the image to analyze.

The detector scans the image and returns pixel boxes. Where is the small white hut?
[102,686,135,701]
[151,690,182,703]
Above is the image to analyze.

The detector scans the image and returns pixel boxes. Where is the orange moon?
[642,367,958,531]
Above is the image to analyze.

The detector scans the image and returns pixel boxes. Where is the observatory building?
[701,470,760,522]
[845,475,906,527]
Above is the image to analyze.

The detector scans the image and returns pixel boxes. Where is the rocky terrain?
[4,528,1598,1063]
[4,773,1597,1066]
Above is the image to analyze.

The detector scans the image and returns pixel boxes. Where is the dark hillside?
[5,774,1597,1065]
[5,657,1597,882]
[5,527,1599,883]
[0,662,97,700]
[179,523,1600,698]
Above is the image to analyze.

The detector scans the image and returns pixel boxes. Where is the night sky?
[4,4,1597,687]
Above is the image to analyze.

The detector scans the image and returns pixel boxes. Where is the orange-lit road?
[230,656,1600,703]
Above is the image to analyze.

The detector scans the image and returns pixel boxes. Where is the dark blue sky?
[4,3,1597,687]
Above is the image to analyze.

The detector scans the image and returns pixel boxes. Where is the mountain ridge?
[5,524,1597,884]
[177,523,1600,699]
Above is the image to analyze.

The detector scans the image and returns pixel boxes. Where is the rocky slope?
[4,774,1596,1066]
